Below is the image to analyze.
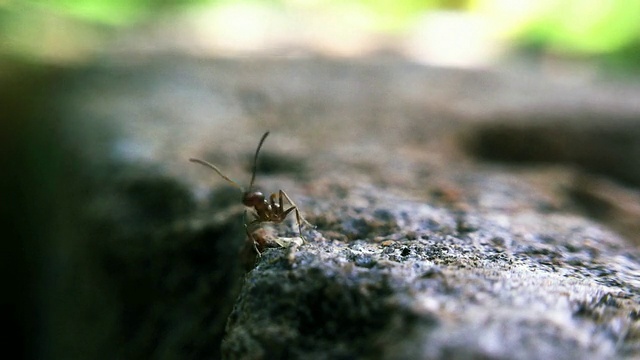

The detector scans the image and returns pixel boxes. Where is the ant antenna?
[189,131,270,192]
[189,158,245,191]
[248,131,269,191]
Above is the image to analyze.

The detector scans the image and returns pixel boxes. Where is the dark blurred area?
[2,0,640,359]
[2,61,60,360]
[1,60,247,359]
[1,61,114,359]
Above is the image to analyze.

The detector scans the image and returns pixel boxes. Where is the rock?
[14,54,640,359]
[223,185,640,360]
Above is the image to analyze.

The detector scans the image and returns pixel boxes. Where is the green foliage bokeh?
[2,0,640,69]
[27,0,211,25]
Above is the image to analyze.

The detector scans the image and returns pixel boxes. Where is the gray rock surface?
[14,54,640,359]
[224,188,640,359]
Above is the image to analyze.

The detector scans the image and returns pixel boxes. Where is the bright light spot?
[405,11,501,68]
[192,3,289,53]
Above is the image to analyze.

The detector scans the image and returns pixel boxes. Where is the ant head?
[242,191,265,207]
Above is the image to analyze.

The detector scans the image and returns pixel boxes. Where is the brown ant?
[190,131,311,255]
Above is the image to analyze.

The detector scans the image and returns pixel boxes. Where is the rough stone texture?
[224,190,640,359]
[14,54,640,359]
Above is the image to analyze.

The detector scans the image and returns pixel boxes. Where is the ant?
[190,131,312,255]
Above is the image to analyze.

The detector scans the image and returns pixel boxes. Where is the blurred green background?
[1,0,640,73]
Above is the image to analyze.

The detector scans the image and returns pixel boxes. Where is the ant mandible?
[190,131,312,254]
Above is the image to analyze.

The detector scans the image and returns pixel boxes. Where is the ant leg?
[294,208,306,243]
[245,223,261,257]
[279,190,311,242]
[279,190,313,227]
[279,206,303,242]
[270,193,280,211]
[244,210,261,257]
[272,191,304,241]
